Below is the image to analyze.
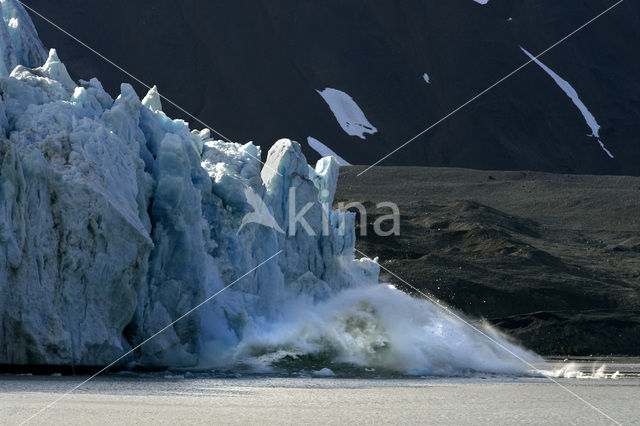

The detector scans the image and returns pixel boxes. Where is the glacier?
[0,0,539,374]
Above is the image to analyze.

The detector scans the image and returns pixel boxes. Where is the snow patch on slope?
[521,47,614,159]
[598,140,614,159]
[317,88,377,139]
[307,136,351,166]
[473,0,489,5]
[423,73,430,84]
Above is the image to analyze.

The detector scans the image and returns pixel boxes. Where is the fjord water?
[2,360,639,425]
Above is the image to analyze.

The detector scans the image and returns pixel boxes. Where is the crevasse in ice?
[0,0,538,374]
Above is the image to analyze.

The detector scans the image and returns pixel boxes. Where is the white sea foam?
[540,363,622,379]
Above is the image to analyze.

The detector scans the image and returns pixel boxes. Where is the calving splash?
[0,0,538,375]
[541,363,623,380]
[226,285,537,374]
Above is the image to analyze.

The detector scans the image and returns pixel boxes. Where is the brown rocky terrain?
[336,166,640,356]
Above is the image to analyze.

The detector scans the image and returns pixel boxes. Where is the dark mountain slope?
[24,0,640,175]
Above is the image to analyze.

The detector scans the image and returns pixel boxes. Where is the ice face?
[0,38,375,367]
[0,0,47,77]
[0,0,540,374]
[0,60,152,366]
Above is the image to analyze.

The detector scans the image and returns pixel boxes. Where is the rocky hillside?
[336,166,640,355]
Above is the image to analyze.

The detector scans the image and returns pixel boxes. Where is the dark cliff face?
[25,0,640,175]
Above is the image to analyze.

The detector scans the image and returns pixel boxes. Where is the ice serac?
[141,85,162,112]
[0,0,540,374]
[0,0,47,77]
[0,52,152,365]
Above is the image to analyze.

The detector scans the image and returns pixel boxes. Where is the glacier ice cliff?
[0,0,539,374]
[0,0,47,78]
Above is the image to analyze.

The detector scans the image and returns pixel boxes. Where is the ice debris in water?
[0,0,540,375]
[312,368,336,377]
[541,364,622,379]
